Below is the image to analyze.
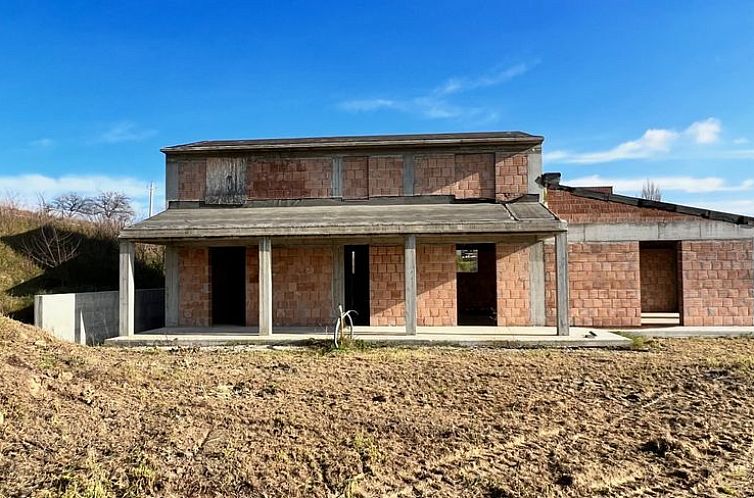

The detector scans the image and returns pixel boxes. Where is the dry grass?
[2,316,754,497]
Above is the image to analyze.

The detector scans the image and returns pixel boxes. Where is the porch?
[116,200,574,340]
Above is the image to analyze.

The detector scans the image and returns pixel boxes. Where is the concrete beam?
[555,231,570,336]
[164,245,179,327]
[404,234,417,335]
[566,221,754,243]
[119,241,135,336]
[258,237,273,335]
[528,241,546,326]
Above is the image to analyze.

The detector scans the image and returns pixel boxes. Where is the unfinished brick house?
[116,131,754,339]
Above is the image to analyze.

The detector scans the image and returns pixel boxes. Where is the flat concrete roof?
[161,131,544,154]
[120,202,564,242]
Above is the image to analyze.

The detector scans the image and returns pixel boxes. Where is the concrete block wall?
[177,247,210,326]
[415,153,497,199]
[35,289,164,345]
[640,247,679,312]
[369,245,405,325]
[496,243,531,326]
[417,244,457,326]
[545,242,641,327]
[415,153,456,196]
[272,246,334,326]
[247,158,332,200]
[680,240,754,326]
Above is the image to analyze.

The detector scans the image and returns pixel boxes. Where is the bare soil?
[1,317,754,497]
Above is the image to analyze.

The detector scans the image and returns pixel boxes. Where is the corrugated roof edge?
[539,172,754,226]
[161,131,544,153]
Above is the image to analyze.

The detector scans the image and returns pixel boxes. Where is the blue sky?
[1,1,753,217]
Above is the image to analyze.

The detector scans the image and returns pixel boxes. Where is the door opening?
[639,241,680,326]
[456,243,497,326]
[210,246,246,326]
[344,245,370,325]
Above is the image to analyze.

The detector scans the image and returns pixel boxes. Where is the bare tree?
[641,179,662,201]
[51,192,94,218]
[90,191,135,224]
[19,222,81,270]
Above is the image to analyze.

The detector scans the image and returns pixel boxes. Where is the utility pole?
[147,182,154,217]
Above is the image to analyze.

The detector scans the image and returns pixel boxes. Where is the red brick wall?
[547,189,695,224]
[246,247,259,326]
[178,247,210,327]
[455,153,496,199]
[368,156,404,197]
[415,154,455,196]
[417,244,457,326]
[640,247,679,312]
[247,158,332,200]
[495,153,528,201]
[342,156,369,199]
[497,243,531,326]
[546,242,641,327]
[414,153,496,199]
[175,158,207,201]
[680,240,754,326]
[369,245,405,325]
[272,246,333,327]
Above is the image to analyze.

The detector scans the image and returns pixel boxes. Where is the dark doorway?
[639,241,680,326]
[210,246,246,326]
[344,245,370,325]
[457,243,497,326]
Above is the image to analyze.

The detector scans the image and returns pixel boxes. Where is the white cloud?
[733,137,750,144]
[545,128,680,164]
[97,121,157,144]
[545,118,728,164]
[685,117,721,144]
[567,174,754,194]
[694,199,754,216]
[338,62,534,121]
[0,173,164,218]
[29,138,55,148]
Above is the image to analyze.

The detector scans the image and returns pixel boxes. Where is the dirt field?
[1,318,754,497]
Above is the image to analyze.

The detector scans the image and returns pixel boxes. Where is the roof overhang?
[120,202,565,243]
[161,131,544,155]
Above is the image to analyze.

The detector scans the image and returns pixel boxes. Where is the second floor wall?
[166,148,541,206]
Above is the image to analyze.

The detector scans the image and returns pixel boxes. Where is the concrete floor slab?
[613,326,754,339]
[105,326,630,348]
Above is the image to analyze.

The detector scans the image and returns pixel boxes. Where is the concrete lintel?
[404,234,417,335]
[554,231,570,336]
[119,241,135,336]
[258,237,273,335]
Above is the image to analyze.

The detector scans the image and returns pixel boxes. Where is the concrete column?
[555,231,570,336]
[404,234,417,335]
[529,241,546,326]
[164,245,179,327]
[333,244,345,309]
[258,237,273,335]
[119,241,135,337]
[403,153,415,196]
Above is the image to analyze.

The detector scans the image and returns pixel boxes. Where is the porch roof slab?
[120,202,565,242]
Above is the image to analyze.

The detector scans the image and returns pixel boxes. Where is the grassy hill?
[2,316,754,497]
[0,206,163,322]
